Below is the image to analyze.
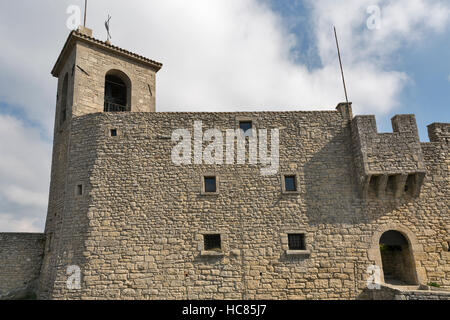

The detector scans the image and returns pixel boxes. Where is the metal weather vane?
[105,14,112,42]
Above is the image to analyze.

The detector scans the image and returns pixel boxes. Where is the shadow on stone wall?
[0,279,39,300]
[303,126,418,226]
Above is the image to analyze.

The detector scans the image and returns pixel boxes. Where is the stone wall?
[396,289,450,300]
[38,108,449,300]
[0,233,45,299]
[360,285,450,300]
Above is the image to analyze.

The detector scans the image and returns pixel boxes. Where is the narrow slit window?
[284,175,297,192]
[60,73,69,126]
[288,234,305,250]
[76,184,83,196]
[204,176,217,193]
[204,234,221,251]
[46,233,53,253]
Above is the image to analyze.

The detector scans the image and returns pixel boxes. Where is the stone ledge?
[281,190,301,195]
[286,250,310,256]
[200,192,220,197]
[200,251,225,257]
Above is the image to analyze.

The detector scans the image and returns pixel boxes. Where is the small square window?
[284,175,297,192]
[288,234,305,250]
[239,121,253,137]
[110,129,117,137]
[204,234,221,251]
[76,184,83,196]
[204,176,217,193]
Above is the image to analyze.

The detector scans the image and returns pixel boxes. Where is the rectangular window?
[288,234,305,250]
[284,175,297,192]
[204,234,221,251]
[110,129,118,137]
[204,176,217,193]
[239,121,253,137]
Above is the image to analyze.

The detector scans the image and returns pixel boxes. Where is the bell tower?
[38,27,162,299]
[51,26,162,131]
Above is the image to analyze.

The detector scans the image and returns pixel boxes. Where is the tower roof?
[51,28,163,77]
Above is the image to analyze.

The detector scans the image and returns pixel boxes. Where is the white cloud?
[0,0,449,232]
[0,115,51,189]
[1,0,449,117]
[0,114,51,232]
[308,0,449,113]
[3,186,48,208]
[0,213,41,233]
[83,0,448,115]
[311,0,450,64]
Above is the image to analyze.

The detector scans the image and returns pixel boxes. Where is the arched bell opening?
[104,70,131,112]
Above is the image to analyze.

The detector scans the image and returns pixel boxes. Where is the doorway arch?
[379,230,417,285]
[368,224,425,285]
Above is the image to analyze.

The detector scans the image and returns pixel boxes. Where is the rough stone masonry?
[0,27,448,300]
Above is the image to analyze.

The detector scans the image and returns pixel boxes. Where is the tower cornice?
[51,28,163,77]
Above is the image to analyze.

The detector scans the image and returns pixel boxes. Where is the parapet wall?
[428,123,450,144]
[351,114,426,199]
[352,114,425,174]
[0,233,45,299]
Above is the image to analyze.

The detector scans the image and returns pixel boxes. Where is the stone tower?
[38,27,162,298]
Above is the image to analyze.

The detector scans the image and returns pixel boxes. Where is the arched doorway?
[379,230,418,285]
[104,70,131,112]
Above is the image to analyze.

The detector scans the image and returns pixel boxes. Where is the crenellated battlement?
[351,114,426,199]
[428,123,450,144]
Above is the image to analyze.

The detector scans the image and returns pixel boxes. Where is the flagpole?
[334,26,349,104]
[84,0,87,27]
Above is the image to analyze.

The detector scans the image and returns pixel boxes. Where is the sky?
[0,0,449,232]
